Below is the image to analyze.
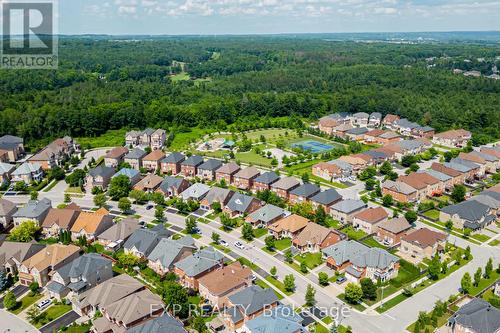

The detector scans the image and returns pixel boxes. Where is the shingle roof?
[269,214,309,234]
[70,208,111,234]
[401,228,446,248]
[226,192,259,213]
[112,168,139,179]
[310,189,342,206]
[22,244,80,272]
[202,187,234,206]
[382,180,416,195]
[235,166,260,179]
[330,199,367,214]
[271,177,300,190]
[105,147,128,159]
[42,207,80,229]
[123,224,172,256]
[102,289,162,327]
[449,298,500,333]
[198,262,252,296]
[0,135,23,144]
[174,247,223,277]
[12,162,41,176]
[0,198,17,217]
[290,183,320,198]
[181,155,204,166]
[354,207,388,224]
[98,217,140,243]
[0,162,15,174]
[147,236,196,269]
[158,176,188,193]
[254,171,280,185]
[13,198,51,219]
[377,217,412,234]
[441,200,491,224]
[324,240,398,270]
[417,169,452,182]
[346,127,369,135]
[246,204,286,224]
[124,314,186,333]
[198,158,223,171]
[180,183,210,200]
[0,241,45,267]
[124,148,147,160]
[143,150,165,161]
[245,305,303,333]
[228,286,279,319]
[161,152,185,164]
[293,222,341,247]
[88,166,115,179]
[215,162,240,175]
[55,253,112,285]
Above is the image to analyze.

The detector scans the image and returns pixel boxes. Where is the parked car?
[219,239,228,247]
[234,241,245,250]
[37,299,51,309]
[336,276,347,285]
[145,204,154,210]
[251,274,257,281]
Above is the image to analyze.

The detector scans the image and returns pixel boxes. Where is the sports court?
[290,140,334,153]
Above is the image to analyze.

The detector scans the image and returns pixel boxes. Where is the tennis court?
[290,140,334,153]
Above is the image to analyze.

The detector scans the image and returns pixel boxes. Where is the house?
[268,214,309,239]
[412,126,435,139]
[180,155,204,177]
[133,174,163,192]
[160,152,185,175]
[470,190,500,214]
[292,222,344,253]
[123,314,186,333]
[181,183,211,201]
[270,177,300,200]
[197,159,223,180]
[376,217,412,246]
[440,200,496,231]
[125,130,141,147]
[156,176,190,197]
[446,159,480,181]
[0,135,24,162]
[352,112,370,127]
[41,205,81,238]
[222,285,279,331]
[0,241,45,276]
[352,207,389,235]
[198,261,252,308]
[126,128,166,150]
[463,151,499,174]
[151,129,167,150]
[200,187,234,210]
[224,192,262,217]
[233,166,260,190]
[329,199,367,224]
[11,162,43,183]
[318,116,339,135]
[0,162,15,185]
[368,112,382,127]
[363,150,389,165]
[309,189,342,213]
[142,150,165,172]
[73,274,145,318]
[85,166,115,192]
[0,198,17,229]
[70,208,114,242]
[123,148,147,170]
[431,162,466,187]
[104,147,129,168]
[215,162,241,184]
[337,155,370,174]
[92,288,163,333]
[18,244,80,286]
[418,169,454,191]
[399,228,447,263]
[332,123,354,138]
[289,183,320,205]
[245,204,288,227]
[363,129,387,144]
[47,253,113,300]
[432,129,471,148]
[174,246,224,290]
[13,198,51,226]
[448,298,500,333]
[346,127,369,141]
[123,224,172,258]
[312,162,344,182]
[398,172,442,200]
[243,305,303,333]
[29,137,78,170]
[252,171,280,192]
[394,118,420,136]
[382,114,400,129]
[97,217,140,249]
[377,131,402,144]
[147,235,196,276]
[112,168,141,186]
[381,180,418,203]
[323,240,399,282]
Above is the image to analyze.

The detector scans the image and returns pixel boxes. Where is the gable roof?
[293,222,341,247]
[70,208,111,234]
[0,198,17,216]
[441,200,491,223]
[246,204,286,224]
[181,183,211,200]
[147,236,196,269]
[228,285,279,319]
[330,199,367,214]
[54,253,111,284]
[198,261,252,296]
[158,176,189,193]
[271,177,300,190]
[12,162,42,176]
[0,241,45,267]
[181,155,204,166]
[402,228,446,248]
[324,240,398,270]
[310,189,342,206]
[22,244,80,271]
[269,214,309,234]
[88,166,115,179]
[202,187,234,206]
[354,207,388,224]
[377,217,412,234]
[98,217,140,243]
[216,162,240,175]
[143,150,165,161]
[382,180,416,195]
[235,166,260,179]
[244,305,303,333]
[174,246,223,277]
[449,298,500,333]
[124,314,186,333]
[133,174,163,191]
[290,183,320,198]
[254,171,280,185]
[123,224,172,256]
[0,135,23,145]
[13,198,51,219]
[124,148,147,160]
[161,152,185,164]
[112,168,140,179]
[198,158,223,171]
[105,147,129,159]
[0,162,15,174]
[42,207,80,229]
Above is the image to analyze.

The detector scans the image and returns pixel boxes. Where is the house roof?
[198,261,252,296]
[0,198,17,216]
[55,253,111,285]
[202,187,234,206]
[70,208,111,234]
[105,147,129,159]
[470,194,500,210]
[42,207,80,229]
[124,314,186,333]
[0,241,45,267]
[228,286,279,319]
[112,168,140,180]
[330,199,367,214]
[365,129,386,137]
[181,183,210,200]
[147,235,195,269]
[271,177,300,190]
[293,222,341,247]
[450,158,480,171]
[22,244,80,272]
[327,159,352,171]
[158,176,189,193]
[245,305,303,333]
[350,247,399,269]
[123,224,172,256]
[235,166,260,179]
[12,162,41,176]
[0,162,15,174]
[353,112,369,119]
[226,193,259,213]
[310,189,342,206]
[434,129,471,140]
[377,217,412,234]
[449,298,500,333]
[382,114,400,124]
[181,155,204,166]
[174,246,223,277]
[0,135,23,145]
[402,228,446,248]
[216,162,240,175]
[88,166,115,179]
[198,159,223,171]
[431,163,462,177]
[290,183,320,198]
[268,214,309,234]
[161,152,185,164]
[417,169,452,182]
[254,171,280,185]
[346,127,369,135]
[124,148,147,160]
[98,217,140,242]
[441,200,491,223]
[13,198,51,219]
[369,112,382,120]
[323,240,398,270]
[143,150,165,161]
[398,172,440,190]
[382,180,416,195]
[133,174,163,191]
[245,204,286,224]
[354,207,388,224]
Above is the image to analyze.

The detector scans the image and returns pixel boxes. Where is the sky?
[56,0,500,35]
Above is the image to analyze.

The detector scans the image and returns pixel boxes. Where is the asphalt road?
[0,309,38,333]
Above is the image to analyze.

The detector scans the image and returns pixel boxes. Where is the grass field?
[274,238,292,251]
[76,129,126,148]
[265,276,294,296]
[34,304,72,328]
[235,150,274,167]
[243,128,298,142]
[59,323,91,333]
[169,127,210,150]
[170,72,190,82]
[342,226,367,240]
[422,209,440,220]
[11,293,43,315]
[294,252,323,269]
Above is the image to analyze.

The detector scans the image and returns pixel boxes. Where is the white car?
[234,241,245,250]
[37,299,51,310]
[219,240,228,247]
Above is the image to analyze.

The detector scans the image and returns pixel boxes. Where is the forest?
[0,35,499,150]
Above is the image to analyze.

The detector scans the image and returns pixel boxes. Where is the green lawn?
[11,293,43,315]
[58,323,92,333]
[489,240,500,247]
[34,304,72,328]
[265,276,293,296]
[362,236,387,249]
[470,233,491,243]
[338,293,366,311]
[422,209,440,220]
[244,128,297,142]
[375,293,409,313]
[235,150,274,167]
[342,226,367,240]
[170,72,190,82]
[294,252,323,269]
[274,238,292,251]
[76,129,127,148]
[255,279,283,300]
[253,228,268,238]
[169,127,209,151]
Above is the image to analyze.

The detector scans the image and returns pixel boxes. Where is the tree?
[318,272,329,286]
[283,274,295,292]
[382,194,393,207]
[154,205,164,221]
[314,206,327,226]
[305,284,316,307]
[241,223,254,241]
[284,249,293,263]
[191,316,207,333]
[0,271,10,291]
[428,255,441,280]
[360,278,377,300]
[365,178,377,191]
[344,283,363,304]
[26,305,41,323]
[108,175,131,200]
[474,267,482,287]
[445,220,453,232]
[94,193,107,207]
[29,282,39,295]
[464,246,471,260]
[404,210,418,224]
[161,281,190,318]
[65,169,86,187]
[441,260,448,274]
[264,236,275,251]
[3,291,17,310]
[451,185,466,203]
[300,261,308,273]
[211,202,222,213]
[117,252,141,268]
[461,272,472,294]
[30,191,38,200]
[270,266,277,277]
[10,220,40,242]
[211,232,220,244]
[118,197,131,213]
[185,217,197,234]
[301,172,310,183]
[129,189,144,203]
[379,161,393,175]
[485,257,493,278]
[220,213,234,231]
[64,193,71,203]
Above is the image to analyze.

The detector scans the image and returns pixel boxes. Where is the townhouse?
[215,162,241,184]
[431,162,466,186]
[104,147,128,168]
[160,152,185,175]
[180,155,204,177]
[142,150,165,172]
[382,114,400,130]
[368,112,382,127]
[197,158,223,180]
[270,177,300,200]
[252,171,280,192]
[0,135,24,162]
[233,166,260,190]
[432,129,471,148]
[125,128,166,150]
[381,180,418,203]
[352,112,370,127]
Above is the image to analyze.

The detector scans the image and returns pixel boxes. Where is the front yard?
[33,304,72,328]
[11,293,43,315]
[294,252,323,269]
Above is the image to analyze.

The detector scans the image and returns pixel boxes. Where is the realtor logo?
[1,0,58,69]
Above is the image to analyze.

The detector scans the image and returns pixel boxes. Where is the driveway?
[0,309,39,333]
[39,310,80,333]
[0,285,29,309]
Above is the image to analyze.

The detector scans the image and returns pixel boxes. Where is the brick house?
[270,177,300,200]
[233,166,260,190]
[400,228,447,263]
[160,152,185,175]
[142,150,166,172]
[376,217,412,246]
[173,247,224,290]
[252,171,280,192]
[104,147,129,168]
[180,155,204,177]
[215,162,241,184]
[288,183,320,205]
[268,214,309,239]
[352,207,389,235]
